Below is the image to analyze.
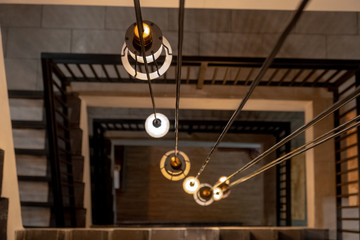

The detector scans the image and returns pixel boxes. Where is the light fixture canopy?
[160,150,190,181]
[145,113,169,138]
[193,183,214,206]
[183,176,200,194]
[121,20,172,80]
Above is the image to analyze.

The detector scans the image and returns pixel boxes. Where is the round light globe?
[183,176,200,194]
[213,187,223,201]
[145,113,170,138]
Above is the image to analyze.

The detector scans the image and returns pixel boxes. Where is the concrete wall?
[0,27,23,240]
[1,5,360,91]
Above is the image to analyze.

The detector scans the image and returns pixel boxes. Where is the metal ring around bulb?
[160,150,190,181]
[194,183,214,206]
[121,37,172,80]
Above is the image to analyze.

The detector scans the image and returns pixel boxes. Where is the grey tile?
[169,9,232,33]
[263,34,326,58]
[71,29,123,54]
[200,33,265,57]
[232,10,292,33]
[106,7,168,32]
[7,28,71,59]
[1,27,7,57]
[42,5,105,29]
[163,31,199,55]
[295,11,358,35]
[327,35,360,59]
[5,59,38,90]
[0,5,41,27]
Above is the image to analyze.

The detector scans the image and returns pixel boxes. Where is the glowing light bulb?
[145,113,169,138]
[183,176,200,194]
[213,187,223,201]
[219,176,227,183]
[134,23,151,39]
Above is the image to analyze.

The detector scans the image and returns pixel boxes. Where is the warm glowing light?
[160,150,191,181]
[183,176,200,194]
[145,113,169,138]
[213,187,223,201]
[219,176,228,183]
[193,183,214,206]
[134,23,151,40]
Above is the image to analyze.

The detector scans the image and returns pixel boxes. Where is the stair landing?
[15,227,328,240]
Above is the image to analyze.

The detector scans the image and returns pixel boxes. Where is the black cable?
[221,84,360,183]
[175,0,185,155]
[195,0,310,178]
[229,116,360,187]
[133,0,157,119]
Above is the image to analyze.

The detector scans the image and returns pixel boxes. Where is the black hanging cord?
[229,116,360,187]
[218,84,360,185]
[195,0,310,179]
[134,0,157,119]
[175,0,185,155]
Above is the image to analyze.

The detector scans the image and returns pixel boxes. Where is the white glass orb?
[183,176,200,194]
[213,187,223,201]
[219,176,228,183]
[145,113,170,138]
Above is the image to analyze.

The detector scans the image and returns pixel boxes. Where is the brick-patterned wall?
[0,5,359,91]
[117,145,270,225]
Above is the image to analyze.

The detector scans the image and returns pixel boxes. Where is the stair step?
[18,176,50,182]
[15,149,47,156]
[9,98,44,121]
[21,206,50,227]
[12,120,46,129]
[16,155,47,177]
[13,129,46,150]
[18,180,49,203]
[21,201,52,208]
[8,90,43,99]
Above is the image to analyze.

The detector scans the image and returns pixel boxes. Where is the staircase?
[15,227,329,240]
[9,90,86,227]
[0,149,9,240]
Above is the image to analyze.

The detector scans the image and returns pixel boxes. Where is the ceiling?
[0,0,360,11]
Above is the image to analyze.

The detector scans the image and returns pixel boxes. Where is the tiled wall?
[0,4,359,91]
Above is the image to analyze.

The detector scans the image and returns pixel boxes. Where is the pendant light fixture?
[183,176,200,194]
[129,0,171,139]
[121,20,172,80]
[193,183,214,206]
[160,150,190,181]
[213,176,231,201]
[159,0,190,181]
[145,113,170,138]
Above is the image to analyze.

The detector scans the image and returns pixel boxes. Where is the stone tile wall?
[0,4,358,90]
